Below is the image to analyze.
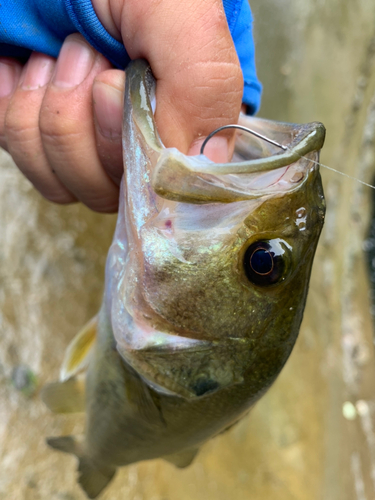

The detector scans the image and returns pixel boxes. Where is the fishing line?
[303,157,375,190]
[200,124,375,190]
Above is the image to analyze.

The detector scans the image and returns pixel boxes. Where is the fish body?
[42,60,326,498]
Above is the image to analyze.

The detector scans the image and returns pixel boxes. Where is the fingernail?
[188,136,229,163]
[0,62,18,97]
[21,53,55,90]
[53,36,94,89]
[93,81,123,139]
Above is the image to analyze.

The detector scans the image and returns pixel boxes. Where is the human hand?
[0,0,243,212]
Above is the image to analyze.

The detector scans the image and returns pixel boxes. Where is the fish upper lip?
[175,118,325,177]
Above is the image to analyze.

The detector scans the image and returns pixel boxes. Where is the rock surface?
[2,0,375,498]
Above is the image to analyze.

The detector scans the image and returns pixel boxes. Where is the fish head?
[106,60,325,399]
[139,157,324,343]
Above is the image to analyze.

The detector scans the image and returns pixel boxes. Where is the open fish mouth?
[148,115,325,204]
[105,60,326,399]
[121,60,325,207]
[229,113,325,192]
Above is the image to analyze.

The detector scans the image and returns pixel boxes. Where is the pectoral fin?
[41,376,85,413]
[124,365,165,425]
[60,316,97,381]
[163,447,199,468]
[42,317,96,413]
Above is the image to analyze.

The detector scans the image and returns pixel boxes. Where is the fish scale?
[41,59,325,499]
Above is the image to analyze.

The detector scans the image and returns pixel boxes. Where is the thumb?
[93,0,243,162]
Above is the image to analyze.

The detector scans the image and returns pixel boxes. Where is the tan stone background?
[2,0,375,498]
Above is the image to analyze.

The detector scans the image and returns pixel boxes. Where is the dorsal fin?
[60,316,97,381]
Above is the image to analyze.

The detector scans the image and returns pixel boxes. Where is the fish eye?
[243,239,290,286]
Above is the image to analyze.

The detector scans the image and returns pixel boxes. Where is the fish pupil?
[250,248,273,275]
[243,239,289,287]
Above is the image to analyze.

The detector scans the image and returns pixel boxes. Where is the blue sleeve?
[224,0,262,114]
[0,0,262,113]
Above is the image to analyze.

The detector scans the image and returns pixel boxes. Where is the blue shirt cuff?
[0,0,261,113]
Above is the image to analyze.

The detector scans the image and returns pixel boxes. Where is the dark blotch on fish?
[191,378,220,396]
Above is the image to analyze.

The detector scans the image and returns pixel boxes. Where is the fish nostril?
[296,207,306,218]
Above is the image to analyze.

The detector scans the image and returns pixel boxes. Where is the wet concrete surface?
[2,0,375,498]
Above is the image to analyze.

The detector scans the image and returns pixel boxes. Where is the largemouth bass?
[42,59,325,498]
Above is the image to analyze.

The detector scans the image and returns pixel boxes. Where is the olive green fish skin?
[85,165,324,469]
[43,60,325,498]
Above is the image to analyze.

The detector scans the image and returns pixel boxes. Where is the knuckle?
[178,60,243,129]
[39,105,79,146]
[5,124,42,169]
[86,197,119,213]
[40,189,77,205]
[5,103,39,148]
[38,102,93,166]
[77,186,120,213]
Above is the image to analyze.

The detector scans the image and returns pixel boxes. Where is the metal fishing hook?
[199,123,375,190]
[200,124,288,156]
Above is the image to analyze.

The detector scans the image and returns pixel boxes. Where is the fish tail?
[78,456,116,499]
[47,436,116,498]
